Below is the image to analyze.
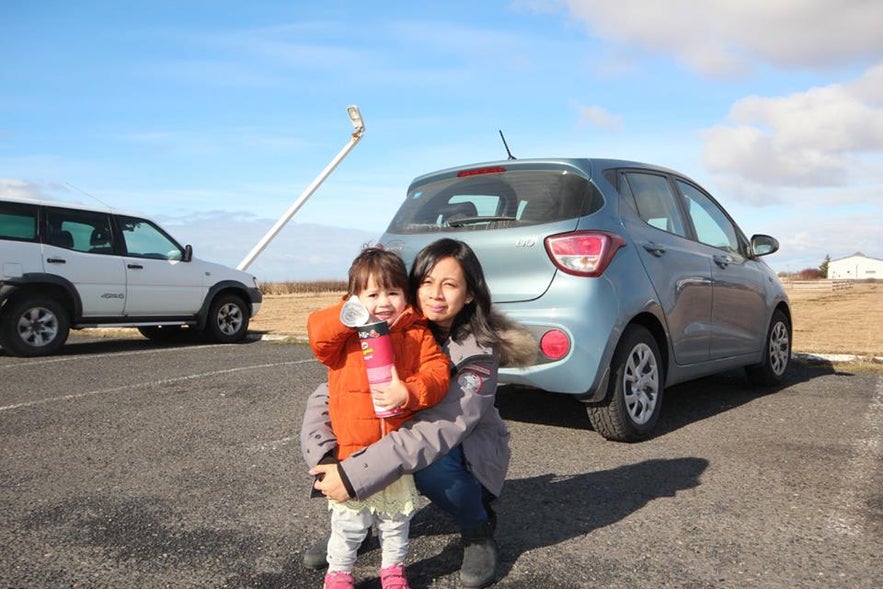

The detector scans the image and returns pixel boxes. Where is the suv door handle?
[713,254,733,268]
[46,257,66,264]
[642,242,667,257]
[127,263,144,270]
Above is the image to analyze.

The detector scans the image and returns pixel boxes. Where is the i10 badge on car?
[0,196,262,357]
[380,158,791,441]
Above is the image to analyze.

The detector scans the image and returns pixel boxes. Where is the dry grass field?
[250,282,883,359]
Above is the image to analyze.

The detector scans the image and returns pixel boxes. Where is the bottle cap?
[340,294,370,327]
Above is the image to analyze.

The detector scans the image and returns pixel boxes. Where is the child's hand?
[371,366,408,410]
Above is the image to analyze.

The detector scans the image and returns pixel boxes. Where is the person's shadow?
[406,457,709,586]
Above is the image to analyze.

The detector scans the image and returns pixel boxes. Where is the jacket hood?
[488,309,538,369]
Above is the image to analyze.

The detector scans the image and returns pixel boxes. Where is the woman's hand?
[371,366,408,410]
[309,464,351,502]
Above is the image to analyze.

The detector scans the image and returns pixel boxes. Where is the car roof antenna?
[498,130,516,160]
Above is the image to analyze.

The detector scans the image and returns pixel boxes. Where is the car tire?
[0,296,71,357]
[205,293,250,343]
[746,309,791,386]
[587,324,664,442]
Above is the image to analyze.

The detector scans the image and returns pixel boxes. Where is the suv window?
[676,180,742,253]
[118,215,184,260]
[385,170,603,235]
[621,172,689,237]
[0,201,38,241]
[45,207,115,253]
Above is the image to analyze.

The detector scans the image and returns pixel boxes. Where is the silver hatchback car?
[379,158,791,441]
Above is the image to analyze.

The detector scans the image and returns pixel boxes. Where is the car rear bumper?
[494,277,625,399]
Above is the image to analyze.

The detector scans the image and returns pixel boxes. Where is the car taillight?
[544,231,626,277]
[457,166,506,177]
[540,329,570,360]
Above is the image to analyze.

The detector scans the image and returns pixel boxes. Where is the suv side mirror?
[750,234,779,257]
[183,244,193,262]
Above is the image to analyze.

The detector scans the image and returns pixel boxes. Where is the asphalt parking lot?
[1,335,881,588]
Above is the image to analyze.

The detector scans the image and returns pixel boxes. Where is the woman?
[301,238,537,588]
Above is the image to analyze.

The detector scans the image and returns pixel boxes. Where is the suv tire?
[0,296,71,357]
[205,293,249,343]
[746,309,791,386]
[587,325,663,442]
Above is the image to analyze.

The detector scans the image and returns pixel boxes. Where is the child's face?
[358,274,407,324]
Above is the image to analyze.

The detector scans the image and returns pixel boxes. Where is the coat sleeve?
[400,327,451,413]
[340,353,500,499]
[306,301,352,368]
[300,382,337,468]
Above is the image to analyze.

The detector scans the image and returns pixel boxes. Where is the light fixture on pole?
[346,105,364,134]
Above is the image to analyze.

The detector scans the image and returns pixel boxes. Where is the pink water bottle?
[357,320,402,418]
[341,296,403,418]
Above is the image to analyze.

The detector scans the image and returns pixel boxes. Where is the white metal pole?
[237,106,365,271]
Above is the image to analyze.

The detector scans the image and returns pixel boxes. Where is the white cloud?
[576,105,622,130]
[551,0,883,75]
[701,65,883,191]
[0,179,68,200]
[760,208,883,274]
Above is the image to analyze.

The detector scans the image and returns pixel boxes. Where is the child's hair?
[347,247,410,302]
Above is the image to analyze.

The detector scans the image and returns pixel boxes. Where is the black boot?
[460,520,497,588]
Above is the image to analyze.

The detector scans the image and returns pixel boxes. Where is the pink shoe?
[380,564,411,589]
[323,570,355,589]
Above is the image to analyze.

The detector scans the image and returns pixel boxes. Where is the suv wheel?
[205,293,249,343]
[0,296,71,357]
[746,309,791,386]
[587,325,663,442]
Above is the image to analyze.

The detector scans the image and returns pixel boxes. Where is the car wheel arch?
[587,320,668,442]
[589,311,670,405]
[196,281,254,329]
[3,280,79,323]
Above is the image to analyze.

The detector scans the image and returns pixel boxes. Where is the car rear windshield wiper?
[448,215,518,227]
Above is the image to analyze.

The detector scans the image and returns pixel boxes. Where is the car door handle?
[46,257,66,264]
[642,242,667,257]
[713,254,733,268]
[127,263,144,270]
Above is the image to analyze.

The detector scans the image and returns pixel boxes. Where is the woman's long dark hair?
[409,238,499,348]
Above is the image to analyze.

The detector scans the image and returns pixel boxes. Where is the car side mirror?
[182,244,193,262]
[750,234,779,257]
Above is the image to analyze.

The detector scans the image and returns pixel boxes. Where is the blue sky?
[3,1,882,281]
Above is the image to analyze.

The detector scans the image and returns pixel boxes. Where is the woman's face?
[417,256,470,329]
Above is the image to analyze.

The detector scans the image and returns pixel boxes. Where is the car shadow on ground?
[0,332,263,358]
[495,359,841,439]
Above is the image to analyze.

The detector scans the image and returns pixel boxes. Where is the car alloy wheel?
[587,324,664,442]
[768,319,790,377]
[0,296,71,357]
[622,342,660,425]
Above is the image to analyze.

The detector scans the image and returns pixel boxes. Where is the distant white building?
[828,253,883,279]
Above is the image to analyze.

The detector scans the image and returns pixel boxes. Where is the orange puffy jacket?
[307,299,450,460]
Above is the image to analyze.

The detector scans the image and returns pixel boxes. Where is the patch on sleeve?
[458,370,487,396]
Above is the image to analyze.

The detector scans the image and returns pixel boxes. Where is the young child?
[306,247,450,589]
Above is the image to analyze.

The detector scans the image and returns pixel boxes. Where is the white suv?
[0,196,262,357]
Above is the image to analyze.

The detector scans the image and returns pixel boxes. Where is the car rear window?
[0,201,38,241]
[385,170,603,235]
